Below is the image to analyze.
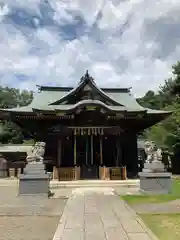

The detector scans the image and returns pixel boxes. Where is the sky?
[0,0,180,97]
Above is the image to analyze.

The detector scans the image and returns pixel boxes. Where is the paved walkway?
[53,187,158,240]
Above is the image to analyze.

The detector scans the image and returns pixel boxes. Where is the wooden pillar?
[116,135,121,167]
[85,135,88,165]
[74,130,77,165]
[131,133,138,177]
[57,139,62,167]
[100,135,103,165]
[91,135,93,164]
[53,138,62,180]
[122,131,138,178]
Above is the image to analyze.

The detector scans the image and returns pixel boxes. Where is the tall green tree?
[138,61,180,156]
[0,87,33,144]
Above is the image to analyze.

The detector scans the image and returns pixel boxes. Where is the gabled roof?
[29,87,144,110]
[0,71,172,118]
[48,70,124,106]
[32,71,145,111]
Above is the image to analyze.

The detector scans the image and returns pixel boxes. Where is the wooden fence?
[53,167,81,181]
[110,167,127,180]
[99,166,110,180]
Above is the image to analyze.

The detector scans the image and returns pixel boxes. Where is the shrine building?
[0,71,171,180]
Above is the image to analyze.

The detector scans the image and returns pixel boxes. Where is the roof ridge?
[37,71,130,92]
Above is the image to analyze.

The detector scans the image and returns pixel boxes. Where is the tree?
[137,90,162,109]
[0,86,33,144]
[0,121,24,144]
[138,61,180,156]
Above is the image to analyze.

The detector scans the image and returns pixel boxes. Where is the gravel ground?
[131,199,180,214]
[114,186,141,196]
[0,180,142,240]
[0,216,59,240]
[0,186,68,240]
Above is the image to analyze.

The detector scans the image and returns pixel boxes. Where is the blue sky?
[0,0,180,96]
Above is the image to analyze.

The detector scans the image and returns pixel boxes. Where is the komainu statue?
[26,142,46,163]
[144,141,162,163]
[156,148,163,162]
[143,141,164,172]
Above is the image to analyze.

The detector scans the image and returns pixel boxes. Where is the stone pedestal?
[18,163,49,197]
[0,157,7,178]
[139,172,172,194]
[143,161,165,172]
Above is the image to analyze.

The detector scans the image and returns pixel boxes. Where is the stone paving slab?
[105,226,129,240]
[127,233,153,240]
[53,187,158,240]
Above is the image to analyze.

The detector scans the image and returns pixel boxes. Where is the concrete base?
[18,163,49,197]
[138,172,172,195]
[0,169,7,178]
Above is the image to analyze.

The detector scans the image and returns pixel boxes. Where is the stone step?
[50,180,139,188]
[0,179,139,188]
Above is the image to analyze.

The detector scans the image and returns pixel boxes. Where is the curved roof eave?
[145,109,173,119]
[0,106,33,113]
[32,99,147,113]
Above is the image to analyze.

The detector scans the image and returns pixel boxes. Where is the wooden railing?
[6,166,127,180]
[53,167,81,181]
[53,167,58,180]
[8,168,22,178]
[99,166,110,180]
[58,168,75,181]
[75,166,81,180]
[110,167,127,180]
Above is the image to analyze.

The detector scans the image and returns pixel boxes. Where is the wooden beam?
[86,135,88,164]
[74,129,77,165]
[91,135,93,164]
[116,136,120,167]
[100,135,103,165]
[57,139,62,167]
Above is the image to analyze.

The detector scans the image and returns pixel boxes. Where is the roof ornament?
[85,70,90,79]
[79,70,90,83]
[78,70,96,86]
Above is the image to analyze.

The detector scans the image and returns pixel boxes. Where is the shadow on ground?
[0,186,67,240]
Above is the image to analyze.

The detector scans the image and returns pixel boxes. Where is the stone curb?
[52,195,71,240]
[123,200,159,240]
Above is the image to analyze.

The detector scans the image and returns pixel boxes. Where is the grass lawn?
[122,179,180,204]
[141,214,180,240]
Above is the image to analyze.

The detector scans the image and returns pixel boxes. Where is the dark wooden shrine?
[0,71,171,180]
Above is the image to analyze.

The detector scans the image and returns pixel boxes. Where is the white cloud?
[98,0,135,30]
[51,0,105,27]
[35,28,60,47]
[0,0,179,97]
[0,0,41,13]
[0,4,9,22]
[51,1,76,25]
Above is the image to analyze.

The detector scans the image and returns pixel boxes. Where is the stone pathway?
[53,187,158,240]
